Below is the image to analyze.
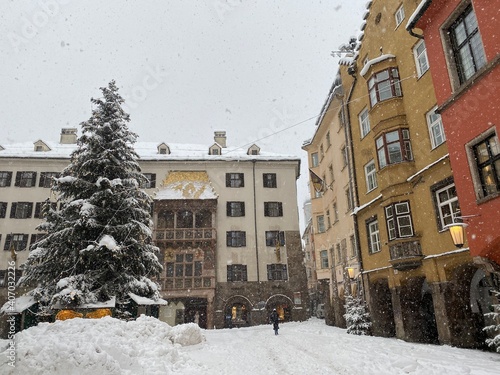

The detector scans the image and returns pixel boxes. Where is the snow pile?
[0,315,204,375]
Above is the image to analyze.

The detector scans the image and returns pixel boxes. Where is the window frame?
[0,171,13,187]
[470,132,500,198]
[311,152,319,167]
[10,202,33,219]
[39,172,59,188]
[413,39,430,78]
[0,202,7,218]
[227,201,245,217]
[447,4,486,85]
[317,215,325,233]
[227,264,248,282]
[265,231,285,247]
[226,231,246,247]
[426,106,446,149]
[267,264,288,281]
[359,108,370,138]
[434,182,461,230]
[368,68,402,107]
[319,250,329,269]
[365,160,378,192]
[263,173,277,188]
[15,171,37,187]
[226,173,245,188]
[395,4,405,27]
[376,128,413,169]
[4,233,29,251]
[385,201,414,241]
[366,218,381,254]
[142,173,157,189]
[264,202,283,217]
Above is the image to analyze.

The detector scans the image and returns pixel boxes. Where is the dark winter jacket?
[270,311,278,324]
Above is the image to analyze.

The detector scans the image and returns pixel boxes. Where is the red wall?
[416,0,500,264]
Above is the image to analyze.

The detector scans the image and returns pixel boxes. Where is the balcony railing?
[389,239,423,270]
[155,228,216,241]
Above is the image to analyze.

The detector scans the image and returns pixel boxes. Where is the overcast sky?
[1,0,366,227]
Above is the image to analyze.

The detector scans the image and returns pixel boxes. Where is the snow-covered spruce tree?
[484,289,500,352]
[344,294,372,335]
[20,80,162,314]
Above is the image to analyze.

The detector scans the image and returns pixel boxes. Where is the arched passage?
[223,295,253,328]
[266,294,294,322]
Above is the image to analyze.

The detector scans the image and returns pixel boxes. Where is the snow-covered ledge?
[360,54,396,77]
[407,153,449,182]
[351,194,382,216]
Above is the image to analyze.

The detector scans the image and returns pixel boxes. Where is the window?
[311,152,319,167]
[10,202,33,219]
[226,231,246,247]
[472,133,500,197]
[427,107,446,149]
[15,171,37,187]
[227,264,247,282]
[157,210,175,228]
[326,132,331,148]
[317,215,325,233]
[339,107,346,129]
[328,165,334,184]
[385,201,414,240]
[320,145,324,160]
[326,210,331,229]
[264,202,283,217]
[448,5,486,84]
[39,172,59,188]
[341,239,347,261]
[176,210,193,228]
[34,201,56,219]
[365,160,378,192]
[30,233,47,250]
[226,173,244,188]
[359,108,370,138]
[336,243,341,263]
[165,253,204,289]
[265,231,285,246]
[159,147,168,154]
[211,147,220,155]
[0,202,7,218]
[376,129,413,168]
[263,173,277,188]
[0,172,13,187]
[435,183,461,229]
[4,233,29,251]
[345,186,353,212]
[341,146,348,168]
[395,4,405,27]
[142,173,156,189]
[413,40,429,77]
[350,235,356,258]
[367,218,381,254]
[267,264,288,281]
[368,68,402,107]
[320,250,328,269]
[227,202,245,217]
[333,202,339,222]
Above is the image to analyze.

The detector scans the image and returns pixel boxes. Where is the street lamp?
[445,222,468,248]
[346,267,355,280]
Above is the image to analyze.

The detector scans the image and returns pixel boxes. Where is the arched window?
[177,210,193,228]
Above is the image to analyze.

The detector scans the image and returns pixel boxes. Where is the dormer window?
[368,68,402,107]
[247,144,260,155]
[209,144,222,155]
[157,143,170,155]
[33,140,51,152]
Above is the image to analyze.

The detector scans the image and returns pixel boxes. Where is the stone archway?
[266,294,294,322]
[223,295,253,328]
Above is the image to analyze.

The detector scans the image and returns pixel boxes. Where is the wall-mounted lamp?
[444,214,480,248]
[346,267,356,280]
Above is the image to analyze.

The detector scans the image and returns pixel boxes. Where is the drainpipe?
[252,160,260,282]
[343,74,366,298]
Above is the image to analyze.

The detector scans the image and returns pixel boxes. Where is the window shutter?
[0,202,6,218]
[226,202,231,216]
[150,174,156,188]
[14,172,21,187]
[34,202,42,218]
[240,174,244,187]
[278,203,283,216]
[225,174,230,187]
[283,265,288,280]
[20,234,29,251]
[27,202,33,218]
[241,232,246,247]
[227,265,233,281]
[10,203,17,218]
[31,172,37,187]
[279,231,285,246]
[4,234,12,250]
[226,232,231,246]
[241,203,245,216]
[6,172,12,187]
[242,265,248,281]
[39,172,46,187]
[267,264,272,280]
[264,203,269,217]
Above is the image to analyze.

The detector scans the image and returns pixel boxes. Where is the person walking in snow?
[270,308,279,335]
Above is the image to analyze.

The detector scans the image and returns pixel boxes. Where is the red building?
[407,0,500,273]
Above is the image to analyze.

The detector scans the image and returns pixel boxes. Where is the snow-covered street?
[1,316,499,374]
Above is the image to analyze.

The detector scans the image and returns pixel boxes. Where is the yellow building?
[334,0,491,348]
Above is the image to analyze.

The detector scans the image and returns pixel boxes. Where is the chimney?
[214,130,227,148]
[60,128,77,144]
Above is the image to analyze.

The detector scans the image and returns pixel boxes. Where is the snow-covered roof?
[153,171,218,200]
[0,294,37,314]
[360,54,396,77]
[406,153,449,182]
[0,140,300,162]
[128,293,168,305]
[406,0,432,31]
[52,297,116,310]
